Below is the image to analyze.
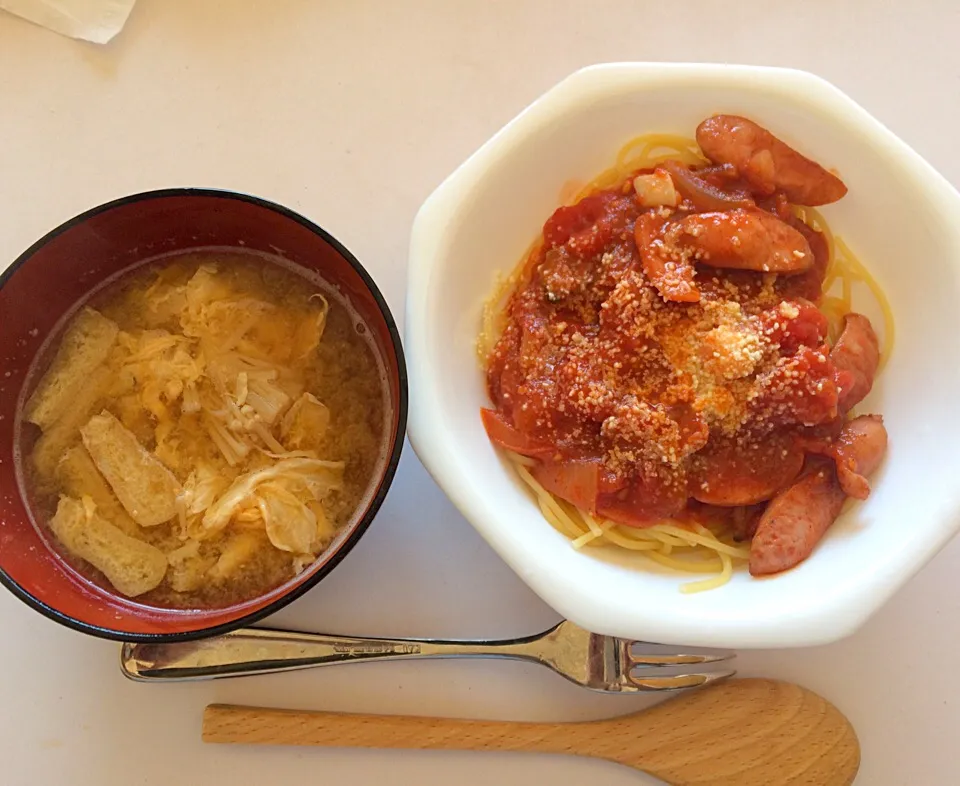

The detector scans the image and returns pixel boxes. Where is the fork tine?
[628,650,736,667]
[625,641,736,666]
[628,667,736,691]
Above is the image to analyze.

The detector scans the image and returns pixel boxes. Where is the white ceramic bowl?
[406,63,960,648]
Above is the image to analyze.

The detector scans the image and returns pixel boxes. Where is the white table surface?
[1,2,958,784]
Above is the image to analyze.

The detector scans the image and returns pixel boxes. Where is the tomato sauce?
[482,169,846,528]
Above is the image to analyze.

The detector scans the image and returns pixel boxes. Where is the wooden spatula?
[202,678,859,785]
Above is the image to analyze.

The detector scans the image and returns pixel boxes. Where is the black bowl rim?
[0,187,408,643]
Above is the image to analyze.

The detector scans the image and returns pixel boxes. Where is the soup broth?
[18,251,387,609]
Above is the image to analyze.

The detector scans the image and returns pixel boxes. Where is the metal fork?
[120,619,734,692]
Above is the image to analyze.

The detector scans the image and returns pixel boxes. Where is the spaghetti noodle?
[480,126,891,592]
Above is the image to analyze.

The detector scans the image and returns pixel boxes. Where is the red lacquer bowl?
[0,189,407,642]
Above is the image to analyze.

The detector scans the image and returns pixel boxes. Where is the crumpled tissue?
[0,0,136,44]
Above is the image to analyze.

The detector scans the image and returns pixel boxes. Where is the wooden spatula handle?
[203,679,860,786]
[204,704,582,755]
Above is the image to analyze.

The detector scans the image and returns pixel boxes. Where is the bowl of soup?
[0,188,407,642]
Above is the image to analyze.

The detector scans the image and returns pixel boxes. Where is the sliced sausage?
[831,414,888,500]
[674,208,814,274]
[749,463,847,576]
[776,218,831,301]
[690,433,804,507]
[635,212,700,303]
[696,115,848,206]
[831,313,880,413]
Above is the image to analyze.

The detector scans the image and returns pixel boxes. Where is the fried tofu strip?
[24,308,118,430]
[81,411,181,527]
[31,363,114,482]
[56,445,140,537]
[50,496,167,597]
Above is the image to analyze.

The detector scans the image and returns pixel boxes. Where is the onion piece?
[633,171,678,207]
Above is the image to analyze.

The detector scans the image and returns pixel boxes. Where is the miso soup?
[17,251,388,609]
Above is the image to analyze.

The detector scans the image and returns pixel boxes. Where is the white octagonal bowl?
[406,63,960,648]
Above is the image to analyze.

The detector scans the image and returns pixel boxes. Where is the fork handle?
[120,627,542,681]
